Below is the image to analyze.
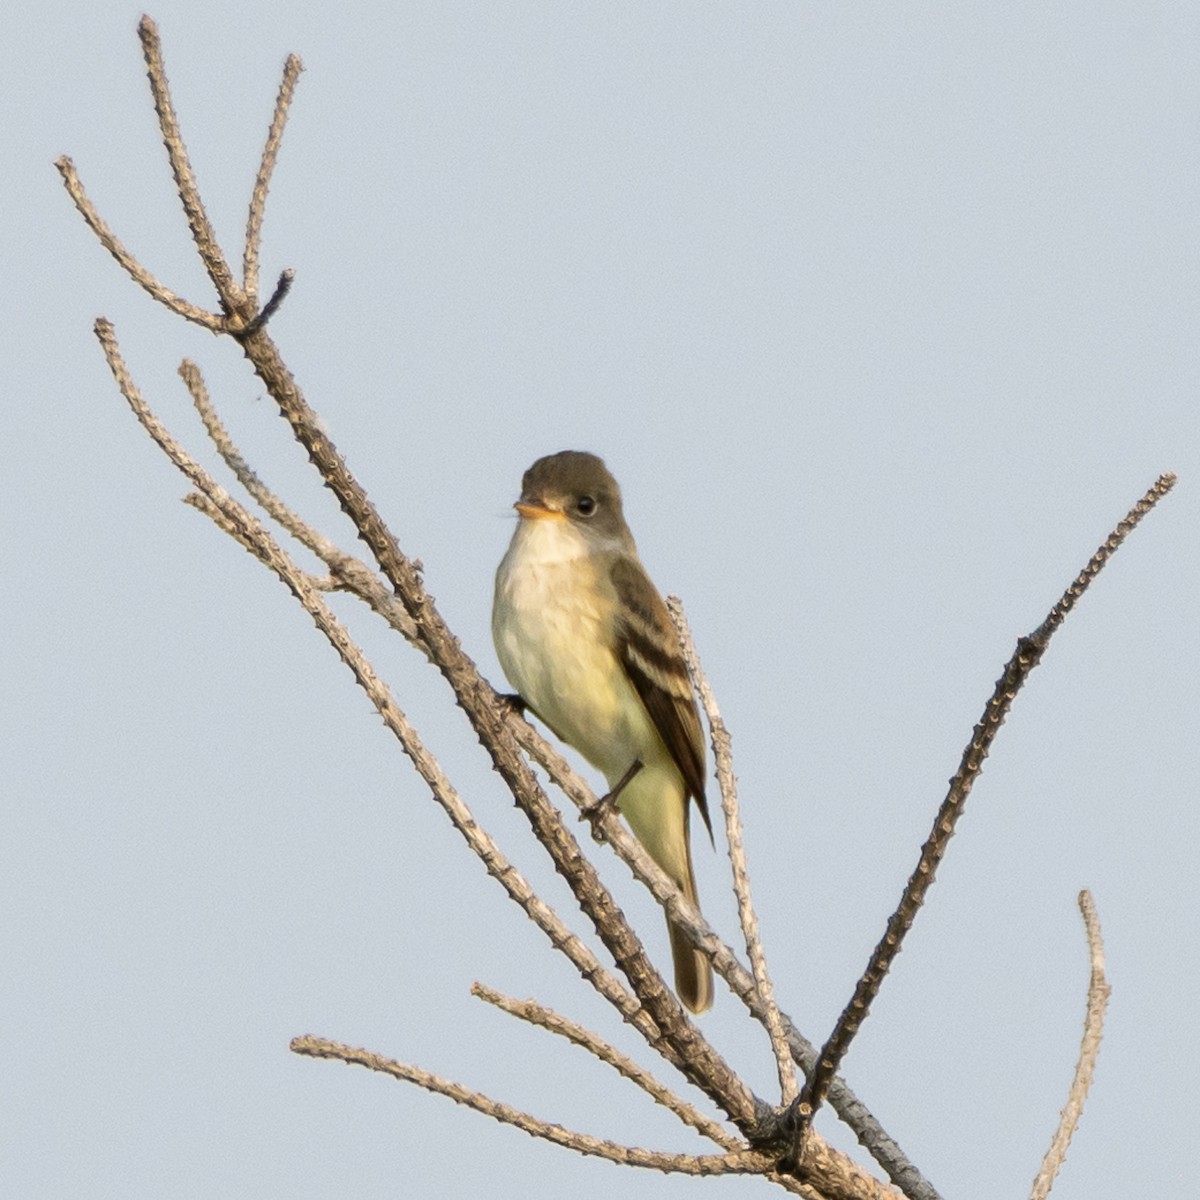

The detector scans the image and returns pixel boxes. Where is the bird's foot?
[579,759,642,841]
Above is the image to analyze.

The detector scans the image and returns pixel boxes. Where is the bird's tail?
[668,858,713,1014]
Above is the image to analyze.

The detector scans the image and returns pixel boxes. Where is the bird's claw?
[579,759,642,841]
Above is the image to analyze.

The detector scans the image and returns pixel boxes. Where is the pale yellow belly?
[494,551,649,782]
[492,523,691,888]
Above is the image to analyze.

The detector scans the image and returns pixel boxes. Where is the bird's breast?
[493,520,650,779]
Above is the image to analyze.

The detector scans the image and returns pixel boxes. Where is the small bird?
[493,451,713,1013]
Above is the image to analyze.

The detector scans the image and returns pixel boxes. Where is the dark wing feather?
[610,556,711,839]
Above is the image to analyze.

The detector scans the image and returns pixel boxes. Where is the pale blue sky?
[4,4,1196,1198]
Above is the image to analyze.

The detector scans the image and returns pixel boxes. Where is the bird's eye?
[576,495,597,516]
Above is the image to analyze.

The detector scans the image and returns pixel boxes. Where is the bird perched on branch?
[493,450,713,1013]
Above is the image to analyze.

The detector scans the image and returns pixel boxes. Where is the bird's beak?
[514,500,566,521]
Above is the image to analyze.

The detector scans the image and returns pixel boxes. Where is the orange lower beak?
[514,501,566,521]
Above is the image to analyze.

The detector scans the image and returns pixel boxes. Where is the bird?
[492,450,713,1013]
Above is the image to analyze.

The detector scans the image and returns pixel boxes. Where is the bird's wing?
[609,555,711,839]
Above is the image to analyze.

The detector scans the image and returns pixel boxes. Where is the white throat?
[504,514,592,568]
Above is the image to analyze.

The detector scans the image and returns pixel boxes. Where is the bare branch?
[244,54,303,301]
[138,16,245,314]
[55,156,223,331]
[471,982,738,1150]
[292,1033,894,1199]
[793,474,1176,1141]
[96,321,225,487]
[1028,890,1112,1200]
[290,1034,781,1178]
[180,356,428,650]
[1030,473,1177,641]
[667,597,797,1106]
[181,359,318,550]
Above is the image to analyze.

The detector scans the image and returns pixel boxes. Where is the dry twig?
[791,473,1175,1149]
[667,597,798,1106]
[138,15,244,314]
[1028,890,1112,1200]
[290,1035,798,1183]
[181,357,429,649]
[244,55,303,301]
[471,982,738,1149]
[55,156,222,331]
